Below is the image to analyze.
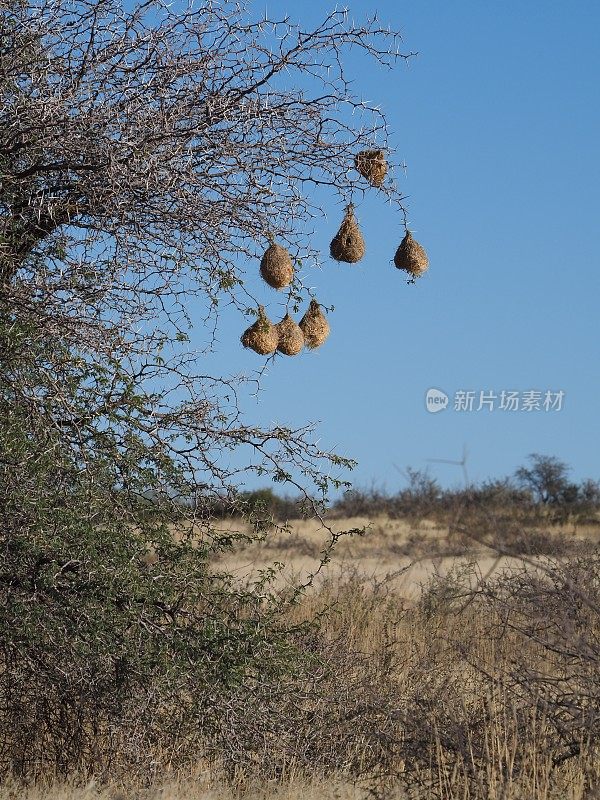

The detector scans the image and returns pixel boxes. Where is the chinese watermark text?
[426,389,565,414]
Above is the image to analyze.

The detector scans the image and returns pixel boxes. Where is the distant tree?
[515,454,573,505]
[399,467,440,517]
[579,478,600,507]
[403,467,440,501]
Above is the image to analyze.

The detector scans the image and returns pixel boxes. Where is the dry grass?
[0,775,405,800]
[210,515,598,598]
[11,518,600,799]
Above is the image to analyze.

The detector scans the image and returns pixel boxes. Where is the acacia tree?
[515,454,577,506]
[0,0,412,778]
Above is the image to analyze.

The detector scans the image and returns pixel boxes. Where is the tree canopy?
[0,0,412,778]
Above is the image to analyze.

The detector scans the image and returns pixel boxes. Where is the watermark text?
[425,389,565,414]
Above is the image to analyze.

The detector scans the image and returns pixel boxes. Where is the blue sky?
[202,1,600,492]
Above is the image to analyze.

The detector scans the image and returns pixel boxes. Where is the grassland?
[20,515,600,799]
[212,514,600,597]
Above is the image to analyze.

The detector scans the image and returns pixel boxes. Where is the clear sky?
[201,1,600,493]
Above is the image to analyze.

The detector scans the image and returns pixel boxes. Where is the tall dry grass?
[6,521,600,799]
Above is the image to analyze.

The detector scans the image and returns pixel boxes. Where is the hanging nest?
[330,205,365,264]
[260,241,294,289]
[299,300,330,350]
[354,149,388,187]
[394,231,429,277]
[240,305,279,355]
[276,313,304,356]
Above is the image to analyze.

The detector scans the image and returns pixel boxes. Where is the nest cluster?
[242,149,429,356]
[241,302,330,357]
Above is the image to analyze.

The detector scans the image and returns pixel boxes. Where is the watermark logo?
[425,388,449,413]
[425,388,565,413]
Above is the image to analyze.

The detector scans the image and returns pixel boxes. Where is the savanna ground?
[17,511,600,800]
[212,513,600,597]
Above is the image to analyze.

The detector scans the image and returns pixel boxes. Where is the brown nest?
[299,300,330,349]
[394,231,429,277]
[354,149,388,187]
[240,305,279,355]
[276,313,304,356]
[330,206,365,264]
[260,242,294,289]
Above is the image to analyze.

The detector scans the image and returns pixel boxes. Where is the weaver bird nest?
[276,313,304,356]
[260,242,294,289]
[393,231,429,277]
[241,306,279,355]
[330,205,365,264]
[355,149,388,187]
[299,300,330,349]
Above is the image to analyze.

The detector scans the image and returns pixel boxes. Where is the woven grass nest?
[394,231,429,277]
[299,300,330,349]
[276,312,304,356]
[354,149,388,187]
[240,305,278,355]
[260,241,294,290]
[330,205,365,264]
